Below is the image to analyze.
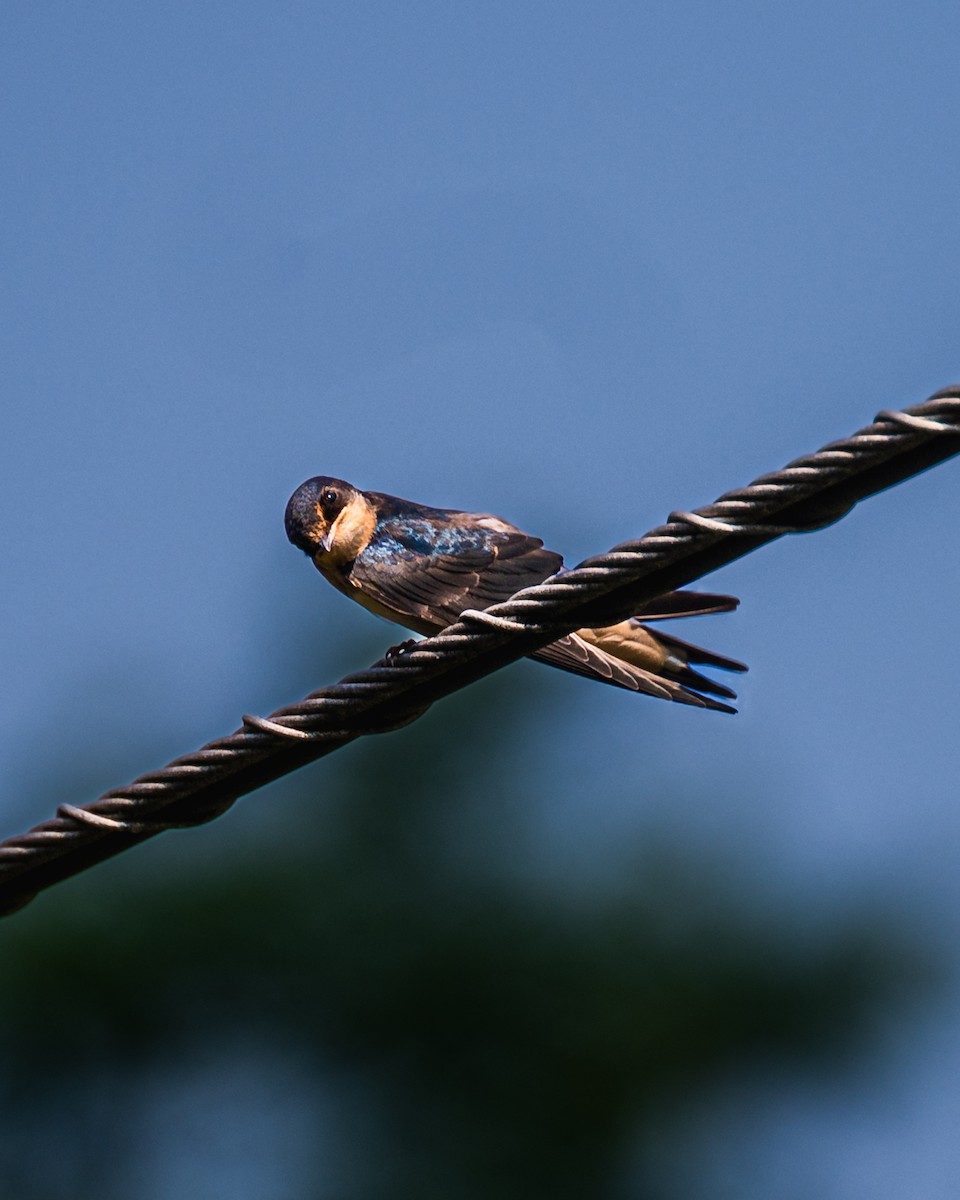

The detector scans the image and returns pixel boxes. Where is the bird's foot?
[384,638,419,662]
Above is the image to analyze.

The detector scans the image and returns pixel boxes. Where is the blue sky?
[2,3,960,1193]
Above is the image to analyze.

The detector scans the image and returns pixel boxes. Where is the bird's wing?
[532,628,741,713]
[633,590,739,620]
[348,515,564,630]
[348,509,744,711]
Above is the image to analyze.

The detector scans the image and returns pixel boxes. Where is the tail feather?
[665,659,739,700]
[639,626,748,675]
[527,589,746,712]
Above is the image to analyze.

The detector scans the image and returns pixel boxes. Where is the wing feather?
[533,634,738,713]
[347,515,562,630]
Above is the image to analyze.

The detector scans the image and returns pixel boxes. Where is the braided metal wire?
[1,386,959,916]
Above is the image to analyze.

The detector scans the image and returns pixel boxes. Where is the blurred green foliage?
[0,666,931,1199]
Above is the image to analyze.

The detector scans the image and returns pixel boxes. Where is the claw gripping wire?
[1,385,959,916]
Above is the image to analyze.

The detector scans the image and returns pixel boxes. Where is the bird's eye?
[321,488,339,509]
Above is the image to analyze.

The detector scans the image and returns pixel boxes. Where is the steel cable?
[1,385,958,916]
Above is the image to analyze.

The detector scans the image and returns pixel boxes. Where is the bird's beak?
[319,531,334,554]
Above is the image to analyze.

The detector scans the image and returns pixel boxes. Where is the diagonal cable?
[1,386,959,917]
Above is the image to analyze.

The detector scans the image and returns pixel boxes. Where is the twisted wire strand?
[1,386,959,916]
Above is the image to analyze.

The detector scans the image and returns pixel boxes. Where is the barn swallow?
[284,477,747,712]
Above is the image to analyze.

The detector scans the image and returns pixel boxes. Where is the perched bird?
[285,477,747,712]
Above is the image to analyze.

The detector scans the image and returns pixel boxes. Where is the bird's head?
[284,476,376,566]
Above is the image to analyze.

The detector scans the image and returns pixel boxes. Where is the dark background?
[2,4,959,1195]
